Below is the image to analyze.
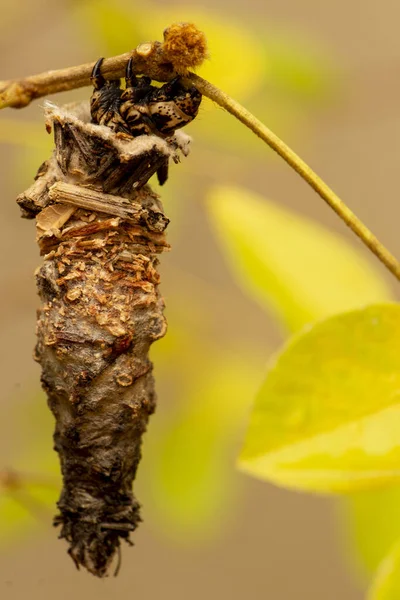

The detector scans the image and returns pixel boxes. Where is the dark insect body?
[90,57,202,185]
[16,57,201,577]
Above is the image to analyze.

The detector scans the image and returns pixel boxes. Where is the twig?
[48,181,169,231]
[189,73,400,283]
[0,43,174,109]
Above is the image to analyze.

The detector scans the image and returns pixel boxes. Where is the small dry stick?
[0,47,170,109]
[2,22,400,282]
[48,181,169,230]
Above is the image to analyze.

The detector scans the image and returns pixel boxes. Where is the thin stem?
[189,73,400,283]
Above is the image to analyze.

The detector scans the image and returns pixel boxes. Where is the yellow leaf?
[207,185,392,332]
[368,540,400,600]
[342,487,400,574]
[238,304,400,493]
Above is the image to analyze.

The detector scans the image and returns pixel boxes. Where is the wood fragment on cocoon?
[17,101,191,577]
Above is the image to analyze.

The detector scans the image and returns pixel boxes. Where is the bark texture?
[17,102,190,577]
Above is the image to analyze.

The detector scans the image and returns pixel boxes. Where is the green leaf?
[138,299,265,541]
[77,1,264,101]
[342,487,400,575]
[0,481,58,545]
[0,118,51,150]
[141,349,263,541]
[207,186,392,333]
[0,389,60,546]
[340,485,400,582]
[72,0,146,55]
[262,34,335,101]
[367,540,400,600]
[238,304,400,493]
[0,494,35,543]
[0,118,54,188]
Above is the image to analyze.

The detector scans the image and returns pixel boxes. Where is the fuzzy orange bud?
[162,22,208,74]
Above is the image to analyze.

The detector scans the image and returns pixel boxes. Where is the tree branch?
[2,23,400,283]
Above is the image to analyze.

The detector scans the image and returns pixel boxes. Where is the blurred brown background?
[1,0,400,598]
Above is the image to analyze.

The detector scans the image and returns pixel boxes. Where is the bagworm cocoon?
[17,102,191,577]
